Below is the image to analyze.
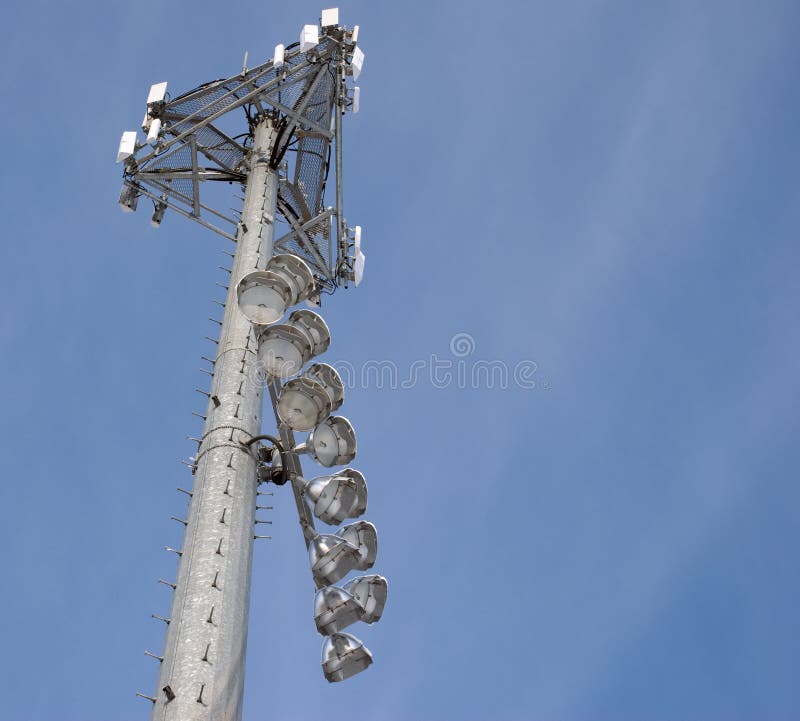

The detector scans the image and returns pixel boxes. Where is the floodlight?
[287,309,331,357]
[309,532,361,586]
[321,633,372,682]
[300,24,319,52]
[301,468,367,524]
[321,8,339,27]
[273,43,285,68]
[146,81,168,105]
[305,362,345,411]
[352,86,360,114]
[354,249,366,287]
[351,47,365,80]
[257,324,313,379]
[116,131,137,163]
[342,574,388,624]
[338,521,377,570]
[297,415,357,467]
[265,253,315,306]
[119,184,138,213]
[314,585,361,635]
[151,201,167,227]
[146,118,162,146]
[277,376,331,431]
[237,270,292,326]
[315,575,386,636]
[276,362,343,432]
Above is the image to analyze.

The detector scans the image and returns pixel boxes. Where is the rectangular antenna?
[300,24,319,51]
[146,82,168,105]
[321,8,339,27]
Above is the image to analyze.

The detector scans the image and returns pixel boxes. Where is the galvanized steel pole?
[151,117,278,721]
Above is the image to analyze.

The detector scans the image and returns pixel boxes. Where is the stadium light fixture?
[309,532,361,586]
[301,468,367,524]
[314,574,387,635]
[295,415,357,467]
[321,633,373,683]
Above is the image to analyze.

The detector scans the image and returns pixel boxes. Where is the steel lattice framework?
[121,27,360,293]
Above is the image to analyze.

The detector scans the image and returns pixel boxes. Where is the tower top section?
[117,9,364,294]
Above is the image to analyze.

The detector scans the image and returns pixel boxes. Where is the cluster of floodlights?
[237,252,387,682]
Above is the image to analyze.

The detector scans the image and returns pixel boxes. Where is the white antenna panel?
[146,82,168,105]
[351,47,365,80]
[321,8,339,27]
[301,24,319,51]
[354,250,366,286]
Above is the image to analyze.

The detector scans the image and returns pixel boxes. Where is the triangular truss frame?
[120,26,360,292]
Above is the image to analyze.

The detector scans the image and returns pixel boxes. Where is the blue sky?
[1,1,799,720]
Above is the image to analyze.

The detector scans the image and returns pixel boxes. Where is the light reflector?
[265,254,315,306]
[277,377,331,431]
[287,309,331,357]
[277,363,343,431]
[302,468,367,524]
[321,633,372,682]
[314,585,361,635]
[342,574,388,624]
[304,363,345,411]
[237,270,292,326]
[300,415,357,467]
[309,532,361,586]
[338,521,377,570]
[257,324,313,378]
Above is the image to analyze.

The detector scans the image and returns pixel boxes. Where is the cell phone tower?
[116,9,386,720]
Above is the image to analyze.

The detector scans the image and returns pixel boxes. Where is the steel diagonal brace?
[273,208,335,273]
[271,65,331,166]
[264,96,334,139]
[159,114,249,171]
[273,208,335,248]
[133,54,326,167]
[276,198,331,274]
